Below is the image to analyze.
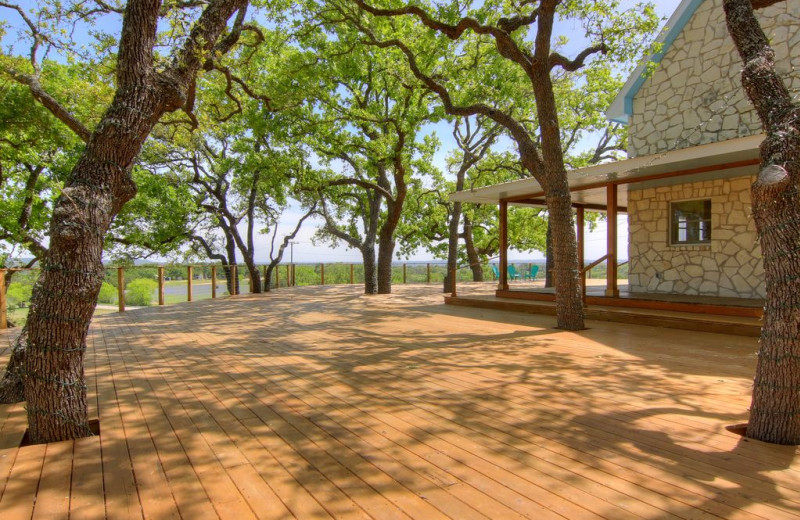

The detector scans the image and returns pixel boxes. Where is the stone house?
[451,0,799,302]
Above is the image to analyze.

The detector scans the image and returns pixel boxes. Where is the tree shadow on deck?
[69,285,792,518]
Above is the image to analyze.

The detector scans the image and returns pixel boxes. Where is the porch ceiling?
[450,134,763,210]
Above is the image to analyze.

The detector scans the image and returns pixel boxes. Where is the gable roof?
[606,0,705,124]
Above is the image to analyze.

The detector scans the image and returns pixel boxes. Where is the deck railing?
[0,262,501,329]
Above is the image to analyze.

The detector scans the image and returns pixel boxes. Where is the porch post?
[499,200,509,290]
[576,206,585,271]
[606,184,619,297]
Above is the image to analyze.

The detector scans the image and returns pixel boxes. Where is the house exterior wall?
[627,173,765,299]
[628,0,800,157]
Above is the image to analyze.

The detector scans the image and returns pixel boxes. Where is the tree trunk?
[444,200,462,292]
[242,253,261,293]
[376,236,395,294]
[0,330,27,403]
[264,263,276,292]
[547,188,584,330]
[0,0,244,443]
[463,215,483,282]
[723,0,800,445]
[362,245,378,294]
[545,223,554,288]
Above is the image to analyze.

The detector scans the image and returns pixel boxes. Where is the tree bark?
[362,244,378,294]
[444,199,462,293]
[723,0,800,445]
[0,0,246,443]
[545,224,554,288]
[463,215,484,282]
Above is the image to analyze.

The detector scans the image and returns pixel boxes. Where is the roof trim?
[606,0,705,124]
[449,134,763,205]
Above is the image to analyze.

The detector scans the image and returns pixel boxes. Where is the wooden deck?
[0,283,798,519]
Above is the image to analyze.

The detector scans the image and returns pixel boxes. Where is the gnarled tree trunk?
[724,0,800,445]
[0,0,246,443]
[362,244,378,294]
[463,215,484,282]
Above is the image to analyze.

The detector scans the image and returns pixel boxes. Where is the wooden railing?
[0,262,486,329]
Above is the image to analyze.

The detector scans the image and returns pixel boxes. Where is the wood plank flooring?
[0,283,798,519]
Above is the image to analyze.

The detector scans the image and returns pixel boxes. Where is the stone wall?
[627,174,764,298]
[628,0,800,157]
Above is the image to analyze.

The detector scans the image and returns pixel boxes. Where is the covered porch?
[450,134,765,321]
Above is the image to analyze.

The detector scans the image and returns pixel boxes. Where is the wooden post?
[450,268,457,297]
[606,184,619,297]
[275,264,280,289]
[499,200,509,290]
[320,263,325,285]
[117,267,125,313]
[211,266,217,299]
[263,265,268,289]
[0,269,6,330]
[286,264,290,287]
[403,263,407,284]
[232,265,237,295]
[158,267,165,306]
[187,266,193,302]
[426,263,431,283]
[291,264,295,287]
[577,206,586,301]
[350,264,354,285]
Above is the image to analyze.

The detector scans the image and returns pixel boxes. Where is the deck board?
[0,283,799,519]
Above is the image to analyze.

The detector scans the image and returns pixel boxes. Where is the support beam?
[211,266,217,298]
[117,267,125,313]
[187,266,193,302]
[576,206,585,271]
[499,200,509,290]
[606,184,619,297]
[158,267,165,306]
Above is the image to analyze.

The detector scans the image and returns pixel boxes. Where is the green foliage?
[125,279,157,307]
[5,282,32,308]
[97,282,117,304]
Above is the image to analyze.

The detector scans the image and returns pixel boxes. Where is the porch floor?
[499,280,764,309]
[1,284,797,519]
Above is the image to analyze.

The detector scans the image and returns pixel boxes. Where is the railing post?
[286,264,290,287]
[427,263,431,284]
[211,266,217,299]
[403,263,407,284]
[450,268,457,297]
[158,267,165,306]
[0,269,7,330]
[117,267,125,313]
[232,265,238,295]
[187,266,193,302]
[263,265,268,289]
[291,264,295,287]
[275,264,280,288]
[606,183,619,297]
[350,264,354,285]
[320,263,325,285]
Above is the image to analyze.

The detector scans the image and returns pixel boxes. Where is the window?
[670,199,711,245]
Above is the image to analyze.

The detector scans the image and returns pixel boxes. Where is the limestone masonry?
[627,173,764,298]
[628,0,800,157]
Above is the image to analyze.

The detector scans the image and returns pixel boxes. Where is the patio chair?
[507,265,521,281]
[491,264,500,280]
[525,265,540,281]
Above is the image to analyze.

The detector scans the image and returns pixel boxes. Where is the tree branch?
[1,67,91,142]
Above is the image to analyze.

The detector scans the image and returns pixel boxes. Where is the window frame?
[669,198,712,246]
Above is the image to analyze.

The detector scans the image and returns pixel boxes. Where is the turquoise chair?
[507,264,521,281]
[525,265,540,281]
[491,264,500,280]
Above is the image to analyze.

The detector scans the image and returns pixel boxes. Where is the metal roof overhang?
[449,135,764,211]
